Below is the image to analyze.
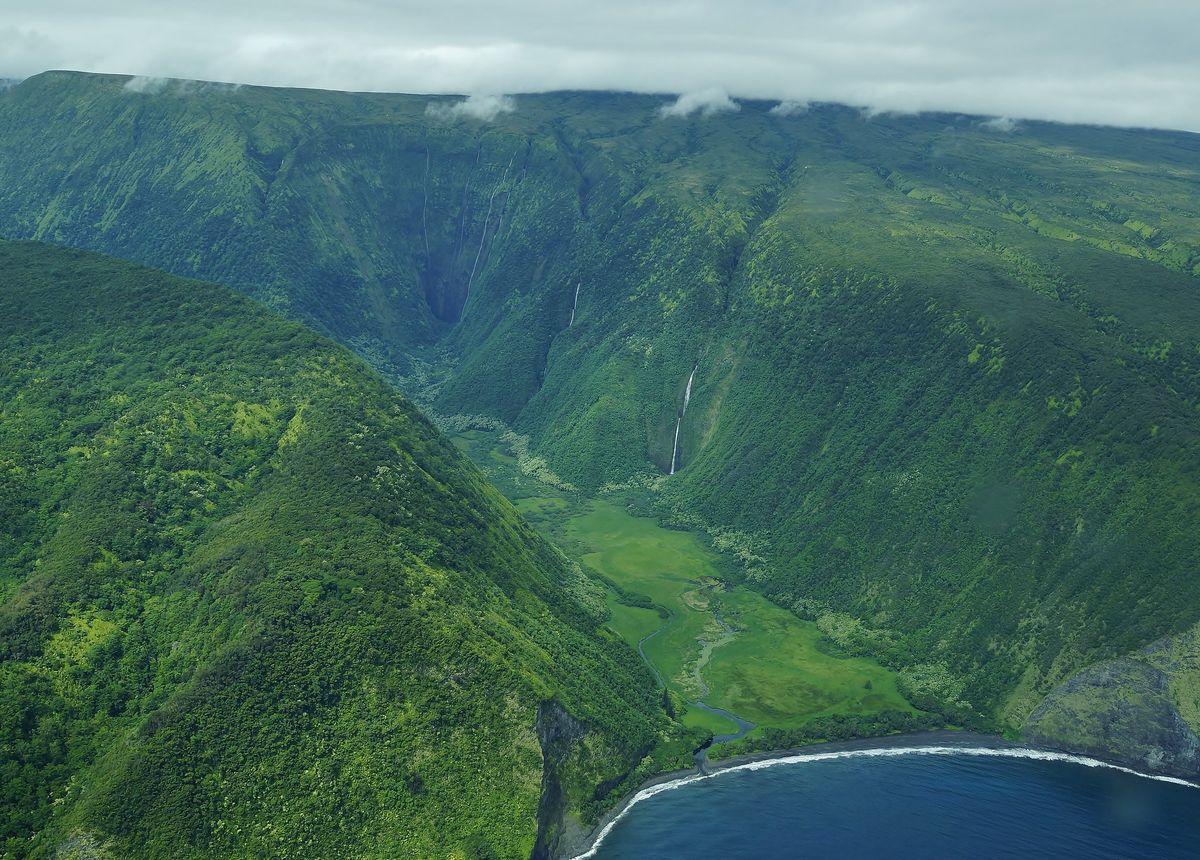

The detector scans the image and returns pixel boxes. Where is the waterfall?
[669,365,697,475]
[454,146,483,259]
[568,281,580,326]
[421,146,431,262]
[463,154,515,314]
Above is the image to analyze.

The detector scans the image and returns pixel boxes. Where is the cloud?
[123,75,170,94]
[769,99,809,117]
[1,2,1198,131]
[860,105,915,120]
[123,75,241,95]
[426,93,515,122]
[659,88,738,119]
[979,115,1019,133]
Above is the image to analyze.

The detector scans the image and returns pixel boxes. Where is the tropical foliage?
[1,70,1199,759]
[0,241,680,859]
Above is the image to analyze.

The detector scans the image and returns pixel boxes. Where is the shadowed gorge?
[2,68,1200,843]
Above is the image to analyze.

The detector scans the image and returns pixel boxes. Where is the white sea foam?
[569,745,1197,859]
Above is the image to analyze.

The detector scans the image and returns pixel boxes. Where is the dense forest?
[0,241,697,859]
[1,70,1199,784]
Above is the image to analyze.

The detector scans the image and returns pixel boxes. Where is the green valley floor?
[452,429,915,744]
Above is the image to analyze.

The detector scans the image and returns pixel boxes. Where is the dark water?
[588,749,1200,858]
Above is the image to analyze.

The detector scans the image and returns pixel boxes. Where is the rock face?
[1024,626,1200,779]
[533,701,589,860]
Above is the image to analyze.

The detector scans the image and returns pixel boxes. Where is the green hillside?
[2,71,1199,767]
[0,241,680,859]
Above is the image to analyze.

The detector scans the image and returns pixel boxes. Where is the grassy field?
[557,500,912,733]
[458,425,917,738]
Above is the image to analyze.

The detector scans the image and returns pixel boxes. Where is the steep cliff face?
[1024,625,1200,778]
[533,702,589,860]
[0,74,613,396]
[2,71,1200,754]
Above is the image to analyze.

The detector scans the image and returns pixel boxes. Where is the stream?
[634,596,756,769]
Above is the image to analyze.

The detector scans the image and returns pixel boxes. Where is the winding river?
[635,596,756,760]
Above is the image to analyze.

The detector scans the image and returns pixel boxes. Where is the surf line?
[568,744,1199,859]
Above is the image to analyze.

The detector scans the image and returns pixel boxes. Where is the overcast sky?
[3,1,1198,131]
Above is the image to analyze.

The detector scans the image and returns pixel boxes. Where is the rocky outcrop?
[1023,626,1200,779]
[533,701,588,860]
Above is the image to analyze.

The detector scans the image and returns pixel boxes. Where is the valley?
[1,66,1199,858]
[453,429,915,745]
[3,74,1197,745]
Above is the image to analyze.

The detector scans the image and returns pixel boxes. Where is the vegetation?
[1,71,1199,769]
[560,500,911,731]
[454,432,916,741]
[0,241,680,859]
[1022,620,1200,779]
[710,710,947,762]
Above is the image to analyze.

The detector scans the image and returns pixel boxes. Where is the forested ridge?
[0,241,689,859]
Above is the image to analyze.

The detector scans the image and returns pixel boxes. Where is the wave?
[569,744,1198,859]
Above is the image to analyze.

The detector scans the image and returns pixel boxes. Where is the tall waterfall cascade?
[669,365,697,475]
[462,154,515,315]
[569,281,580,326]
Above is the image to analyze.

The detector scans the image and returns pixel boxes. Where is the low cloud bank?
[660,88,738,118]
[124,75,240,95]
[3,3,1200,131]
[979,116,1019,133]
[426,93,515,122]
[769,99,809,117]
[124,75,170,93]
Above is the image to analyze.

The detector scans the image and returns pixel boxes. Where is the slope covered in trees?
[0,241,675,859]
[1,71,1199,764]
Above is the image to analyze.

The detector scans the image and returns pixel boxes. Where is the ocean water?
[586,747,1200,858]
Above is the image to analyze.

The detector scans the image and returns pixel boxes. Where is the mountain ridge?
[0,239,685,859]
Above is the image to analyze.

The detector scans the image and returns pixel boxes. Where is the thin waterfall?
[669,365,697,475]
[569,281,580,326]
[463,154,515,314]
[454,146,483,259]
[420,146,431,262]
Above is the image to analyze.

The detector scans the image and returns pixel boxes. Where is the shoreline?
[557,729,1198,859]
[556,730,996,859]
